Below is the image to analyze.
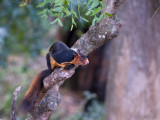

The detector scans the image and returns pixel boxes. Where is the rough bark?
[23,0,125,119]
[105,0,160,120]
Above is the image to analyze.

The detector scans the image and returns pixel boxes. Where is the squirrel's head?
[73,50,89,66]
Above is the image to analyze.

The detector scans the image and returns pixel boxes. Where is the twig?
[11,86,23,120]
[150,6,160,22]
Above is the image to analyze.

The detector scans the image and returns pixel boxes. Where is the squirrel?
[46,41,89,70]
[20,41,89,112]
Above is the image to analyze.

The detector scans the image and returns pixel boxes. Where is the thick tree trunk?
[106,0,160,120]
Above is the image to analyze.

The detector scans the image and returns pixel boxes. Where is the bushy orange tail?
[20,69,52,112]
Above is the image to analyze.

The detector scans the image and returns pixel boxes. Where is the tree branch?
[11,86,22,120]
[25,0,125,119]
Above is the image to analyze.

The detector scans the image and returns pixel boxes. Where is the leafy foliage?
[0,57,38,118]
[48,91,105,120]
[34,0,112,30]
[0,0,53,67]
[64,101,104,120]
[63,91,105,120]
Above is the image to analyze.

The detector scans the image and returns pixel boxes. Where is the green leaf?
[97,13,104,22]
[19,3,26,7]
[47,10,53,16]
[37,2,45,7]
[86,11,91,16]
[44,0,53,4]
[92,16,98,26]
[37,11,43,15]
[100,1,106,8]
[50,18,59,24]
[70,24,73,31]
[90,7,101,16]
[19,3,27,7]
[64,9,70,14]
[60,12,64,18]
[78,1,80,10]
[104,12,113,17]
[57,18,63,26]
[72,18,76,26]
[77,1,81,16]
[51,7,63,12]
[43,9,49,14]
[89,0,99,10]
[64,9,71,16]
[64,0,70,6]
[82,3,88,11]
[55,0,63,6]
[81,17,89,22]
[71,10,78,18]
[86,0,92,8]
[88,0,93,4]
[51,13,59,17]
[64,0,69,7]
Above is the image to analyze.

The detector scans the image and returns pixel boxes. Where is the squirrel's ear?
[77,49,81,53]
